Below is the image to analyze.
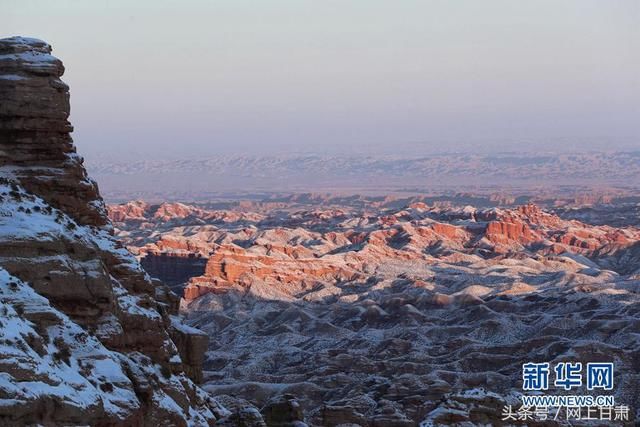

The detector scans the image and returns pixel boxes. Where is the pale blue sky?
[2,0,639,160]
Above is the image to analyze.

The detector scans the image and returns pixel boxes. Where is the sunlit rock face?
[112,196,640,425]
[0,36,227,426]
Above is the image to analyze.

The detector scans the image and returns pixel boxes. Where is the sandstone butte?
[0,36,223,426]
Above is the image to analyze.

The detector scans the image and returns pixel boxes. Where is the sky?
[2,0,639,160]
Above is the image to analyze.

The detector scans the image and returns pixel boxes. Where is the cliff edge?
[0,36,221,426]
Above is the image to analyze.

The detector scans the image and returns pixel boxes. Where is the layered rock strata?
[0,36,220,426]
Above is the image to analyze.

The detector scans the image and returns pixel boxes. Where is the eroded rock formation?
[0,36,222,426]
[110,195,640,425]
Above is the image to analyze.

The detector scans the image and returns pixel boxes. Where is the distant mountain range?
[86,151,640,202]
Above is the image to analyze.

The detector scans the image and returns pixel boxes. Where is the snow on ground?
[0,267,139,420]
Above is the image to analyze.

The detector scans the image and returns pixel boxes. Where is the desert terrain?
[109,195,640,425]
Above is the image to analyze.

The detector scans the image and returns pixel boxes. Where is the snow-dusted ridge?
[0,36,231,426]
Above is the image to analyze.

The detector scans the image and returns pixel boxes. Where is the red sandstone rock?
[107,196,640,426]
[485,220,536,244]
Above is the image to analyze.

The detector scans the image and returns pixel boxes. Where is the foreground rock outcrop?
[0,36,223,426]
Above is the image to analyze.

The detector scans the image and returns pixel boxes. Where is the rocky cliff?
[0,36,221,426]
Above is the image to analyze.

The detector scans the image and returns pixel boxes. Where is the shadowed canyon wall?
[141,253,207,294]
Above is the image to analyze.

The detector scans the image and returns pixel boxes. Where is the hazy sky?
[2,0,639,160]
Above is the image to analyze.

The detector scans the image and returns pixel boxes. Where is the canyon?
[110,196,640,425]
[2,35,640,426]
